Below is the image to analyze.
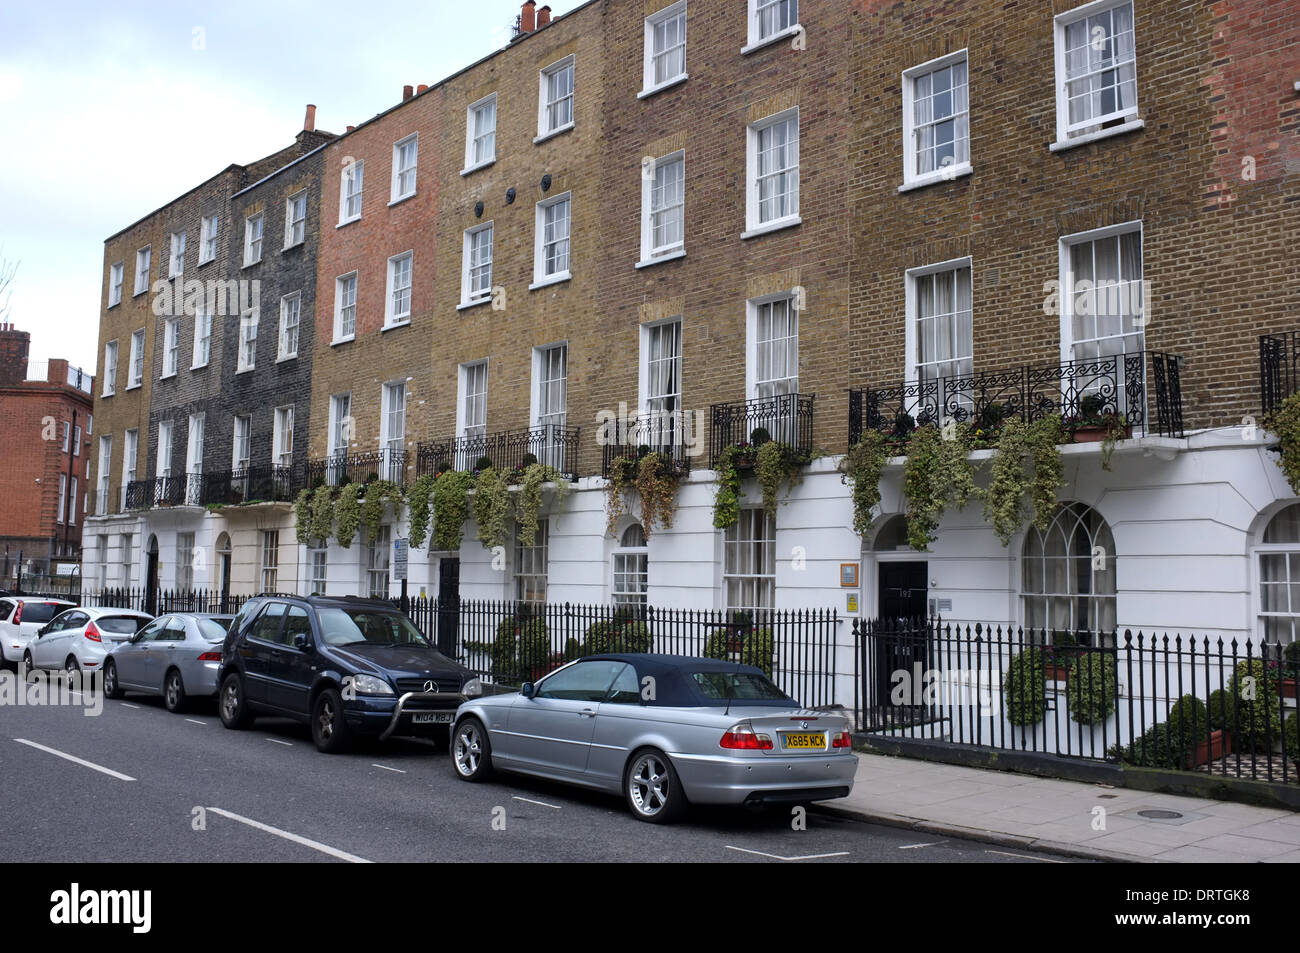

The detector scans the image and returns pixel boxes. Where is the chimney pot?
[417,84,428,94]
[403,84,413,102]
[346,125,355,132]
[303,104,316,132]
[537,5,551,26]
[521,0,536,33]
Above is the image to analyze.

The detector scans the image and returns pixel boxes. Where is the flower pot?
[1282,678,1298,699]
[1045,663,1071,682]
[1188,729,1232,769]
[1072,423,1132,444]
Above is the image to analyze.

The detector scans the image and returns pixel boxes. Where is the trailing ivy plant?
[293,489,313,544]
[431,470,474,552]
[755,441,802,518]
[633,452,683,538]
[712,444,745,530]
[309,484,335,545]
[406,474,436,550]
[361,480,403,545]
[983,416,1065,546]
[335,482,363,548]
[604,456,637,536]
[516,463,569,547]
[1026,415,1066,533]
[473,467,512,550]
[901,424,976,550]
[1267,392,1300,495]
[838,430,889,537]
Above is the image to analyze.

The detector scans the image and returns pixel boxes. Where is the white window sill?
[382,319,410,332]
[283,240,304,251]
[236,366,255,375]
[638,74,688,100]
[529,271,572,291]
[534,122,575,145]
[242,259,261,269]
[388,193,416,208]
[190,363,208,371]
[159,372,177,381]
[101,391,115,399]
[457,297,492,312]
[276,354,297,363]
[741,215,802,240]
[1050,118,1144,153]
[336,216,361,229]
[198,257,214,267]
[635,248,686,269]
[168,272,183,281]
[126,382,142,391]
[741,23,803,55]
[108,301,121,309]
[460,158,496,177]
[133,290,147,298]
[899,164,973,193]
[330,335,355,347]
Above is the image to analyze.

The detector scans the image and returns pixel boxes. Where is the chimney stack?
[346,125,355,132]
[537,5,551,27]
[403,84,414,102]
[521,0,536,33]
[303,104,316,132]
[0,324,30,387]
[417,84,428,95]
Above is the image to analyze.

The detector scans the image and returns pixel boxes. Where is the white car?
[0,597,77,669]
[24,607,154,676]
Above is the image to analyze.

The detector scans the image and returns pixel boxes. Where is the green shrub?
[1166,694,1209,752]
[1207,688,1233,731]
[702,625,775,678]
[488,614,551,682]
[1065,651,1118,725]
[1228,658,1282,751]
[1003,648,1047,726]
[583,619,652,655]
[1121,695,1207,769]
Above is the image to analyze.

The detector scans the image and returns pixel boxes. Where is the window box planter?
[1071,422,1131,444]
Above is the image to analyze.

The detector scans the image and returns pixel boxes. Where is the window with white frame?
[515,520,549,603]
[176,533,196,590]
[391,134,418,202]
[724,509,775,612]
[902,52,969,186]
[747,0,798,49]
[538,56,574,139]
[1257,504,1300,644]
[366,524,391,598]
[120,533,134,585]
[169,231,186,278]
[244,213,263,265]
[69,476,77,523]
[1054,0,1137,143]
[309,543,328,594]
[908,260,973,387]
[328,393,351,459]
[612,523,648,606]
[61,421,70,454]
[340,160,364,223]
[382,381,406,482]
[97,535,108,588]
[192,310,212,368]
[199,214,219,264]
[386,252,413,326]
[134,247,151,295]
[122,429,138,497]
[460,361,488,440]
[238,310,258,371]
[641,319,682,450]
[162,318,179,377]
[465,94,497,170]
[96,435,112,515]
[279,292,301,359]
[462,223,494,306]
[284,191,307,248]
[1022,501,1116,634]
[57,473,67,524]
[334,273,357,342]
[534,344,567,470]
[157,420,174,479]
[534,193,571,285]
[129,329,145,386]
[186,413,204,503]
[750,296,799,444]
[232,416,251,472]
[1062,224,1144,363]
[643,2,687,94]
[102,341,118,396]
[73,425,81,456]
[746,109,799,233]
[640,152,684,264]
[109,263,124,307]
[260,530,279,592]
[273,406,294,468]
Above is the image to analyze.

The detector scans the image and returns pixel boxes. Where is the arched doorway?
[215,533,232,612]
[145,534,160,615]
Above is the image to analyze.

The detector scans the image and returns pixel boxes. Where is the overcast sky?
[0,0,582,375]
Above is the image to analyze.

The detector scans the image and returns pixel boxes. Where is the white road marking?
[205,807,372,864]
[185,718,206,726]
[899,841,946,849]
[725,846,849,861]
[121,702,142,709]
[512,795,562,809]
[266,738,293,746]
[984,849,1066,863]
[13,739,135,782]
[372,763,406,774]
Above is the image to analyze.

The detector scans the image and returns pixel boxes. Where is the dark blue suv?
[217,595,481,753]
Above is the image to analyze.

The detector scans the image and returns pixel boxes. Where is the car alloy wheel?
[311,688,351,753]
[22,652,34,677]
[625,749,686,824]
[104,661,123,699]
[164,670,185,713]
[452,718,494,781]
[219,673,254,730]
[65,656,80,676]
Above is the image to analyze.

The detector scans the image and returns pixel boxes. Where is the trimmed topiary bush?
[1065,651,1119,725]
[1121,694,1208,769]
[702,624,775,678]
[583,619,652,655]
[1227,658,1282,751]
[1207,688,1233,732]
[1003,648,1047,726]
[488,613,551,683]
[1286,711,1300,763]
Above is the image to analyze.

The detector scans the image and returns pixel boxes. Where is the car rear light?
[831,730,852,748]
[12,603,21,625]
[720,722,773,750]
[84,621,102,642]
[197,650,221,662]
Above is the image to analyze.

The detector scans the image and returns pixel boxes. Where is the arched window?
[612,524,648,606]
[1257,504,1300,644]
[1021,502,1116,634]
[872,515,909,552]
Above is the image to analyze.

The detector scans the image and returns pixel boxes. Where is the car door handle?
[579,708,596,718]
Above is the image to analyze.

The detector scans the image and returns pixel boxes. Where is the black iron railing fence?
[709,393,815,466]
[125,476,188,509]
[415,426,580,480]
[202,465,298,505]
[848,350,1184,448]
[854,618,1300,785]
[87,587,251,616]
[1260,331,1300,415]
[600,410,697,478]
[304,450,408,489]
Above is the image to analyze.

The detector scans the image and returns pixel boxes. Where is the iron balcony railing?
[848,350,1184,448]
[709,392,815,466]
[600,409,697,478]
[124,475,189,509]
[1260,331,1299,415]
[415,425,580,480]
[202,464,299,505]
[305,449,408,488]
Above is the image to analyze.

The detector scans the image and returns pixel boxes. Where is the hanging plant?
[1026,415,1066,533]
[293,489,313,544]
[604,455,637,535]
[712,445,745,530]
[839,430,889,537]
[474,467,512,550]
[309,484,335,544]
[516,463,569,547]
[755,441,802,518]
[406,474,436,550]
[335,482,363,548]
[361,480,403,544]
[634,452,683,538]
[1267,393,1300,494]
[901,424,976,551]
[431,470,474,552]
[982,415,1066,546]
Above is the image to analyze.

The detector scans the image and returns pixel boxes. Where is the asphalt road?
[0,685,1081,863]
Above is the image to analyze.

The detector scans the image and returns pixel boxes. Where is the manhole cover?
[1138,809,1183,820]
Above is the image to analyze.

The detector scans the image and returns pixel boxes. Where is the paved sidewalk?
[827,752,1300,862]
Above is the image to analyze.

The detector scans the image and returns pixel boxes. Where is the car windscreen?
[197,618,231,640]
[317,608,431,649]
[20,603,67,624]
[689,671,793,704]
[97,616,144,635]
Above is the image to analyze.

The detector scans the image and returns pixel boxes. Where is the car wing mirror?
[520,682,536,699]
[292,633,312,651]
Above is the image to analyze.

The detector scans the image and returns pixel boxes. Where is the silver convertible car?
[450,653,857,823]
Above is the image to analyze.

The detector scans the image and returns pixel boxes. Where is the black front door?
[876,562,929,702]
[219,553,232,612]
[878,561,928,622]
[436,558,460,657]
[145,544,160,616]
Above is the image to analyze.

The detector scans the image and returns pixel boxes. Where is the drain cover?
[1138,809,1184,820]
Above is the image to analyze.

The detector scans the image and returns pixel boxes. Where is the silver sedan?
[104,613,233,713]
[450,653,857,823]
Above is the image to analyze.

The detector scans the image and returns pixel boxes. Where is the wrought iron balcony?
[708,393,816,466]
[305,449,408,489]
[202,464,300,505]
[124,475,190,510]
[848,349,1184,448]
[1260,331,1299,415]
[415,425,580,480]
[600,410,697,478]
